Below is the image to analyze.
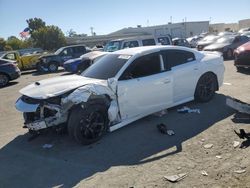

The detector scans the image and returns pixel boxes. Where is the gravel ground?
[0,61,249,188]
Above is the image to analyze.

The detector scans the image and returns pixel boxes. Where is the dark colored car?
[204,35,249,59]
[196,35,220,51]
[234,41,250,71]
[37,45,91,72]
[0,59,21,87]
[172,38,191,47]
[63,51,109,73]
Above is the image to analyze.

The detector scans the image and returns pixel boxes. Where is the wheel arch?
[0,71,11,80]
[197,71,219,91]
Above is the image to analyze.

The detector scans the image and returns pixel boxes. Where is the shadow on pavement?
[0,93,235,188]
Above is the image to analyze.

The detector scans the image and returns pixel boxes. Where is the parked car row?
[1,29,249,87]
[0,59,21,87]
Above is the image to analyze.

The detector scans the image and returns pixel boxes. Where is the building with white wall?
[66,21,209,46]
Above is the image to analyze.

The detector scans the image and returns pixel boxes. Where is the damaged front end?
[15,78,121,133]
[16,95,68,131]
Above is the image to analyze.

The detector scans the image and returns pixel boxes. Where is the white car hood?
[19,75,106,99]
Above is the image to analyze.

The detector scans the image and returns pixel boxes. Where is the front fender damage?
[61,82,120,123]
[17,81,120,131]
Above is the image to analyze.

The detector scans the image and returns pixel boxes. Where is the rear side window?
[142,39,156,46]
[61,48,73,56]
[122,41,139,49]
[74,46,86,53]
[158,37,171,45]
[4,53,16,60]
[164,50,195,68]
[120,53,161,80]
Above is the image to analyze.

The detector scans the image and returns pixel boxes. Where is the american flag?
[20,27,30,38]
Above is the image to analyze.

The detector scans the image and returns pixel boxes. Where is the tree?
[32,25,66,50]
[6,36,23,50]
[26,18,46,34]
[67,29,77,37]
[0,38,6,51]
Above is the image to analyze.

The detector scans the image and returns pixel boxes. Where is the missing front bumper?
[25,120,47,131]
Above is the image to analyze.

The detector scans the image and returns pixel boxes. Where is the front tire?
[68,103,108,145]
[194,73,217,102]
[0,73,9,87]
[48,62,58,72]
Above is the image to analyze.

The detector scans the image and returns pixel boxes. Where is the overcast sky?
[0,0,249,39]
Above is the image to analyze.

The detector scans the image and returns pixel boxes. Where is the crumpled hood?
[19,75,106,99]
[204,43,230,50]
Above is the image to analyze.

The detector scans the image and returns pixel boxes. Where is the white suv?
[104,35,172,52]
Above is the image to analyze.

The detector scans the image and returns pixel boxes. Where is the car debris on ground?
[201,170,208,176]
[215,155,222,159]
[223,82,232,85]
[164,173,187,182]
[154,109,168,117]
[234,169,246,174]
[233,141,240,148]
[203,143,213,149]
[157,123,175,136]
[177,106,200,114]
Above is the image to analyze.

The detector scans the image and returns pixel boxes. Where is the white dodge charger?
[15,46,224,144]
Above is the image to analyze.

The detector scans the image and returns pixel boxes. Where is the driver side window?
[120,53,162,80]
[61,48,73,56]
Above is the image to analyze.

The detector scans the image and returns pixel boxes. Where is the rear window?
[122,41,139,49]
[158,37,171,45]
[142,39,156,46]
[82,54,130,80]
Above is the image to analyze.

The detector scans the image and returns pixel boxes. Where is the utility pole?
[90,27,94,36]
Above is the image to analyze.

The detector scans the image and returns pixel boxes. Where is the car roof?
[112,45,201,56]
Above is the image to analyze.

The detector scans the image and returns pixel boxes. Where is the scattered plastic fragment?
[177,106,200,114]
[215,155,222,159]
[167,130,175,136]
[233,141,240,148]
[223,82,232,86]
[201,139,205,142]
[154,109,168,117]
[42,144,53,149]
[234,169,246,174]
[177,167,182,170]
[157,124,174,136]
[164,173,187,182]
[201,170,208,176]
[203,143,213,149]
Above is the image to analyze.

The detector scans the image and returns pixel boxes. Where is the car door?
[60,48,73,62]
[163,49,199,104]
[117,52,173,120]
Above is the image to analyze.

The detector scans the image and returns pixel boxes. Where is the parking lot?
[0,60,249,187]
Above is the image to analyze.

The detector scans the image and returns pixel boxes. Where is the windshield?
[82,54,131,80]
[216,37,234,43]
[104,41,122,52]
[54,47,64,55]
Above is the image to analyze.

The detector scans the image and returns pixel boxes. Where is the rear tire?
[194,73,217,102]
[68,102,108,145]
[0,73,9,87]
